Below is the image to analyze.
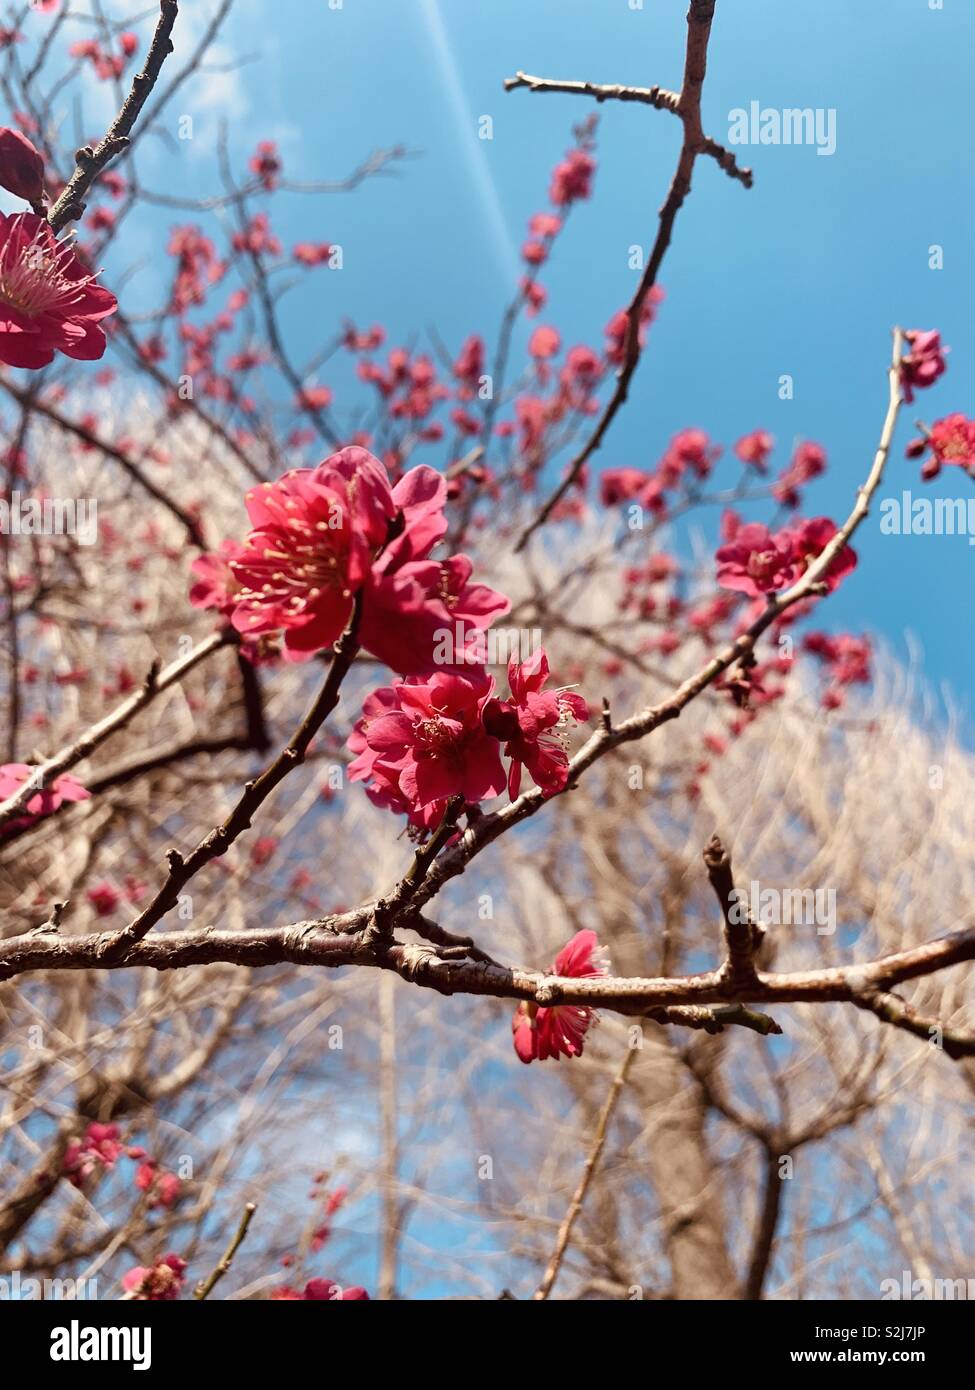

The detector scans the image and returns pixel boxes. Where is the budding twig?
[193,1202,257,1300]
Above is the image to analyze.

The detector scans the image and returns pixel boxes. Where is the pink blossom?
[600,467,649,506]
[122,1254,186,1301]
[900,329,947,402]
[483,649,589,798]
[452,333,484,393]
[87,880,120,916]
[785,516,857,592]
[248,139,282,191]
[0,126,44,204]
[907,413,975,477]
[0,212,117,368]
[733,429,774,472]
[229,448,397,658]
[528,324,560,359]
[293,241,333,266]
[354,670,506,812]
[549,147,596,206]
[715,523,796,596]
[528,212,561,238]
[512,930,609,1064]
[189,540,246,619]
[604,288,664,366]
[272,1279,369,1301]
[63,1122,124,1187]
[0,762,90,833]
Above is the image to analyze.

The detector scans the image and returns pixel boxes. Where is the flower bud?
[0,126,45,204]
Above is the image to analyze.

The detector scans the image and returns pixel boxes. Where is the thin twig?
[533,1044,638,1299]
[48,1,180,232]
[193,1202,257,1300]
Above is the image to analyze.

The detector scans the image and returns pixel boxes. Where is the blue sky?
[152,0,972,714]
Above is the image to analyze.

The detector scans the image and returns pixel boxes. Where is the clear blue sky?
[43,0,975,706]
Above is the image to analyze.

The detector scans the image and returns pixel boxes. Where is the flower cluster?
[63,1123,125,1188]
[63,1123,182,1211]
[192,447,509,673]
[349,651,589,826]
[906,413,975,480]
[715,515,856,599]
[122,1254,186,1301]
[512,930,609,1063]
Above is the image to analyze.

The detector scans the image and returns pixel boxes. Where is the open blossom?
[785,515,857,592]
[715,522,796,596]
[716,516,855,598]
[0,762,89,833]
[361,550,510,676]
[0,212,117,368]
[483,649,589,798]
[122,1254,186,1301]
[512,930,609,1064]
[906,413,975,479]
[347,683,440,827]
[229,447,397,658]
[215,449,509,673]
[351,670,505,813]
[900,329,947,402]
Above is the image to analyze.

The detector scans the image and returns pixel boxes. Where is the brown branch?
[3,916,973,1041]
[193,1202,257,1300]
[0,630,230,833]
[504,69,751,187]
[852,989,975,1060]
[513,0,748,552]
[48,1,180,233]
[92,594,364,964]
[703,834,764,988]
[744,1147,785,1300]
